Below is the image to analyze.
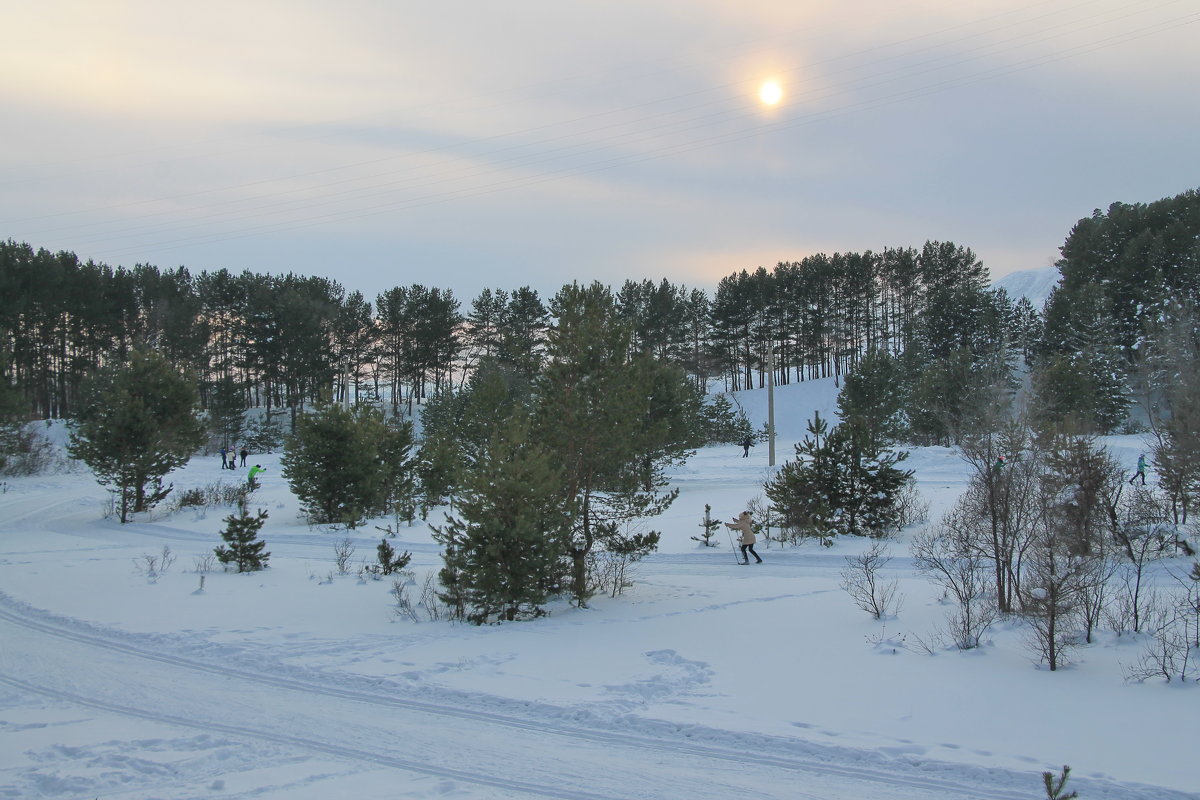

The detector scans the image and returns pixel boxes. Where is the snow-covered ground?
[1,378,1195,800]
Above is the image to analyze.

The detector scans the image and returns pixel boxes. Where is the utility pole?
[767,342,776,467]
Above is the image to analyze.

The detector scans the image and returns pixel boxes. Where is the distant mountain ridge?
[991,266,1059,308]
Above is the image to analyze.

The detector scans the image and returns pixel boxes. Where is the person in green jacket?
[247,464,265,487]
[1129,454,1147,486]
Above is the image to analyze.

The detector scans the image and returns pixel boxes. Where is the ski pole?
[725,522,741,564]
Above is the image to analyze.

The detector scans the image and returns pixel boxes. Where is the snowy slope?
[991,266,1060,309]
[0,379,1196,800]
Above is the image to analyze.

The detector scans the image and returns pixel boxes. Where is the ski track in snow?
[1,592,1188,800]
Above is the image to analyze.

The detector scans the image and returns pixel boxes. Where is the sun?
[758,79,783,106]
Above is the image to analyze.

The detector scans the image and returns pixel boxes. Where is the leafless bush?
[333,537,355,575]
[193,553,216,573]
[1123,603,1198,683]
[170,480,250,512]
[840,541,903,620]
[911,521,997,649]
[419,573,445,622]
[390,577,420,623]
[1,427,61,475]
[907,629,945,656]
[894,484,931,529]
[746,495,780,546]
[133,546,175,581]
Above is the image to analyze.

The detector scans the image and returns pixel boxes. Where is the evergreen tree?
[0,379,25,474]
[1037,282,1129,432]
[837,348,908,448]
[465,287,507,361]
[375,538,412,575]
[692,503,722,547]
[214,507,270,572]
[764,411,837,541]
[435,413,574,623]
[206,375,247,452]
[1056,189,1200,351]
[700,393,753,445]
[497,286,548,380]
[281,401,415,527]
[1140,301,1200,524]
[243,409,284,453]
[536,282,682,605]
[68,349,206,523]
[765,412,912,539]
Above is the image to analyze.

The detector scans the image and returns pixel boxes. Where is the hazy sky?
[3,0,1198,302]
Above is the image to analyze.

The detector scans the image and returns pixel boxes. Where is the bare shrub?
[133,546,175,581]
[1123,603,1198,683]
[193,553,216,573]
[419,573,445,622]
[390,577,420,623]
[911,514,998,650]
[840,541,903,620]
[169,480,249,513]
[333,537,355,575]
[2,426,61,476]
[893,483,930,529]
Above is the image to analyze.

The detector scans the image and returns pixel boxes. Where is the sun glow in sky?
[2,1,1197,301]
[758,79,783,106]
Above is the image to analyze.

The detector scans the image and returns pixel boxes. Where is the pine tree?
[375,538,412,575]
[765,411,912,540]
[434,413,574,624]
[0,379,26,474]
[1042,766,1079,800]
[281,401,414,527]
[535,282,683,605]
[206,376,247,452]
[700,393,752,445]
[837,348,907,448]
[68,349,206,523]
[214,507,270,572]
[1036,282,1129,433]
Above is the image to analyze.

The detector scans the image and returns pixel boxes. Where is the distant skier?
[239,446,249,468]
[1130,454,1147,486]
[219,446,228,468]
[247,464,265,487]
[992,455,1006,473]
[741,436,753,458]
[726,511,762,564]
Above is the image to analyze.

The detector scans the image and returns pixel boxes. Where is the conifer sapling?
[215,508,270,573]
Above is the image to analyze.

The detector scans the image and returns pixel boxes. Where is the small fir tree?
[376,538,412,575]
[1041,765,1079,800]
[692,503,722,547]
[214,508,270,572]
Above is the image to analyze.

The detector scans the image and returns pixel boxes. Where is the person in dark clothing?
[741,436,752,458]
[240,447,249,468]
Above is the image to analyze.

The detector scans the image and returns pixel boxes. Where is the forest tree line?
[2,187,1198,445]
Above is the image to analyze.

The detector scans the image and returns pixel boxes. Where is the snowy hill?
[0,378,1194,799]
[991,266,1060,309]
